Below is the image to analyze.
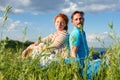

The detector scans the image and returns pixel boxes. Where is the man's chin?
[76,26,80,28]
[77,25,81,28]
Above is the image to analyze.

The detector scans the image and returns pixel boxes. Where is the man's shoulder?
[71,28,80,35]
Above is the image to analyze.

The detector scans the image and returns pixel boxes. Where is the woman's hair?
[54,13,69,31]
[71,11,84,19]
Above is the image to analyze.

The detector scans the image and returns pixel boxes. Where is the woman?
[21,13,69,60]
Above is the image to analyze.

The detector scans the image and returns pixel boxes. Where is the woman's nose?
[58,23,61,26]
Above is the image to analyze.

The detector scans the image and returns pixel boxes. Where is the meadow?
[0,6,120,80]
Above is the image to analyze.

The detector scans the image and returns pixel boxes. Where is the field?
[0,6,120,80]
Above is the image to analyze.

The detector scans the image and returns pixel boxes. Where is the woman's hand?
[21,49,27,59]
[21,44,35,59]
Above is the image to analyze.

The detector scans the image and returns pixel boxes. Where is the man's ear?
[83,18,85,22]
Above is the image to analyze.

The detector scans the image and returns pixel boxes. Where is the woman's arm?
[34,41,40,46]
[21,40,40,59]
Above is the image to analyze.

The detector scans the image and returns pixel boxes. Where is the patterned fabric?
[32,30,69,66]
[40,30,69,58]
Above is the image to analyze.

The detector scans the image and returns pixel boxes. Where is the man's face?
[72,13,84,28]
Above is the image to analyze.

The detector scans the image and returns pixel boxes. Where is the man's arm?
[71,46,77,57]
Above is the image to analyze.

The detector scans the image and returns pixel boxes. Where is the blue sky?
[0,0,120,48]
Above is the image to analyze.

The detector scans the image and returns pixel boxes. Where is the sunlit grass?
[0,6,120,80]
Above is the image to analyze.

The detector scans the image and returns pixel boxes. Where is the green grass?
[0,6,120,80]
[0,47,83,80]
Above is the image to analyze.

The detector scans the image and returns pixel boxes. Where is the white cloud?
[9,20,20,30]
[0,17,34,41]
[12,9,24,13]
[87,33,97,42]
[0,17,2,25]
[87,32,114,47]
[0,6,5,12]
[61,1,78,13]
[61,0,120,14]
[19,0,30,6]
[0,17,31,32]
[82,4,116,12]
[0,0,120,43]
[0,0,120,14]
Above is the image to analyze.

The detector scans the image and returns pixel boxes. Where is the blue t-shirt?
[69,27,89,60]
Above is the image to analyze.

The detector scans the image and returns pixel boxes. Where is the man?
[69,11,89,66]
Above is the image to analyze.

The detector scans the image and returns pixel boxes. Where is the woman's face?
[55,17,66,31]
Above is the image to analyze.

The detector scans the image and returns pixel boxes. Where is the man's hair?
[71,11,84,19]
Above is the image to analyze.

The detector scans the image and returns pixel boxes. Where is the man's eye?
[75,19,78,21]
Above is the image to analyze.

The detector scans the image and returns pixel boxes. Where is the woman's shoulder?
[48,31,69,39]
[48,32,58,37]
[60,30,69,36]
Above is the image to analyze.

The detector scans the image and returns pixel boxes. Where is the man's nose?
[77,19,81,23]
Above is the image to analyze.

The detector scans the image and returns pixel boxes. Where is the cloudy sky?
[0,0,120,48]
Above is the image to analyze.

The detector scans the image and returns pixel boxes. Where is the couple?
[21,11,89,66]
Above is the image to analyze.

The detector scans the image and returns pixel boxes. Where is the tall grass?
[0,6,120,80]
[104,23,120,80]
